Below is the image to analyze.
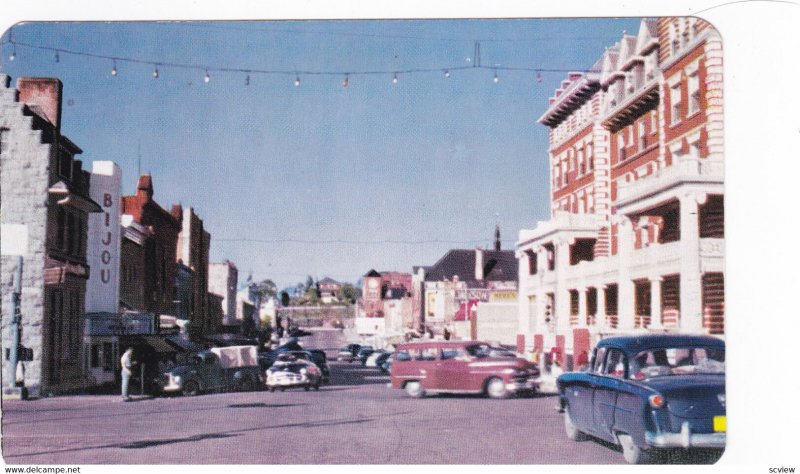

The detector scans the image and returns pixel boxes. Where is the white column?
[650,277,663,329]
[578,286,588,327]
[617,216,636,329]
[517,249,531,346]
[680,192,705,332]
[555,238,572,333]
[596,285,607,329]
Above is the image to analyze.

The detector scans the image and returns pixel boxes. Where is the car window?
[592,347,607,373]
[441,347,469,360]
[603,348,627,378]
[417,348,437,361]
[395,350,411,362]
[630,346,725,379]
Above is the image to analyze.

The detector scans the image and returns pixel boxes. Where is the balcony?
[616,155,724,209]
[518,212,604,248]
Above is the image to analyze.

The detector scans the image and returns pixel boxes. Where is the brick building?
[1,76,101,396]
[172,205,213,334]
[120,175,181,316]
[516,18,724,367]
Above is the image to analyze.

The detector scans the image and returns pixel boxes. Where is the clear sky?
[2,18,642,288]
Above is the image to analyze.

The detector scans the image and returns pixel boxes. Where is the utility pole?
[4,256,24,399]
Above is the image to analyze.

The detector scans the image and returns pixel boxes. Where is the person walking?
[120,347,135,401]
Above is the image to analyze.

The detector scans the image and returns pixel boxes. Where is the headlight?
[502,368,517,375]
[172,375,181,384]
[300,368,307,375]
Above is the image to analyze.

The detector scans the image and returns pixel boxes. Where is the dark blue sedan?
[557,334,725,464]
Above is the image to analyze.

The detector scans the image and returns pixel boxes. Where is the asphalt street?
[1,360,693,465]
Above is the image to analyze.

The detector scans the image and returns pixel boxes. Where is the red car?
[390,340,540,399]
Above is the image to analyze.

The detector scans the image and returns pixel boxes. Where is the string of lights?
[0,36,600,85]
[214,237,520,245]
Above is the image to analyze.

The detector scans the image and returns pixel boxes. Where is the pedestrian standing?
[120,347,135,401]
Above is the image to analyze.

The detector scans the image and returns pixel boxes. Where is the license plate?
[713,416,726,432]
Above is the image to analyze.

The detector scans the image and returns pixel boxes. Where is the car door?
[566,347,606,432]
[591,347,627,443]
[433,346,471,391]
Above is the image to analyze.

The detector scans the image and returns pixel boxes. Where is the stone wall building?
[516,18,725,367]
[1,76,101,397]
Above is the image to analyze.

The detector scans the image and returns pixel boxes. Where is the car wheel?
[240,377,254,392]
[314,383,320,391]
[404,381,425,398]
[485,377,508,399]
[618,433,654,464]
[563,408,588,441]
[304,384,311,391]
[182,380,201,397]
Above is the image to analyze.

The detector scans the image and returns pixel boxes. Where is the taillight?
[648,394,665,408]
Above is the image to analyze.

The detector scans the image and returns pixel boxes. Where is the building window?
[578,149,585,175]
[638,121,647,150]
[651,110,658,133]
[618,132,627,161]
[688,72,701,116]
[66,212,75,254]
[58,148,73,180]
[0,129,8,156]
[57,207,66,249]
[670,83,682,125]
[586,143,594,171]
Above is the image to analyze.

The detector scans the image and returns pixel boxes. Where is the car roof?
[396,340,488,350]
[597,334,725,354]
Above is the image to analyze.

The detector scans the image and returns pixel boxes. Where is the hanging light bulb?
[444,69,450,79]
[342,75,349,88]
[111,60,118,76]
[204,70,211,83]
[153,65,160,79]
[392,73,398,85]
[294,75,301,87]
[536,72,543,83]
[493,72,500,84]
[54,51,60,63]
[245,74,250,86]
[9,45,16,61]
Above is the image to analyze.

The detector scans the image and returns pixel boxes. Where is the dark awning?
[124,335,178,354]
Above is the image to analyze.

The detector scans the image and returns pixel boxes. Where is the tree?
[340,283,358,304]
[280,291,291,307]
[255,279,277,301]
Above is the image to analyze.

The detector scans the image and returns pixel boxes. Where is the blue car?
[557,335,725,464]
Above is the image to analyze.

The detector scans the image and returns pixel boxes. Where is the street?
[2,360,625,465]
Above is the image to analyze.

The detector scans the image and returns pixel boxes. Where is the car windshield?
[629,346,725,379]
[464,344,512,358]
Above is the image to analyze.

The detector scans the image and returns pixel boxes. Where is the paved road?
[1,361,639,465]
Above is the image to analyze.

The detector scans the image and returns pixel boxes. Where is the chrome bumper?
[646,422,726,449]
[506,378,540,393]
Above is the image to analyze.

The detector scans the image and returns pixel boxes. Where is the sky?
[0,18,646,288]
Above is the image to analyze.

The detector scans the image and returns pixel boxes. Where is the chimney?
[495,225,501,251]
[137,174,154,200]
[475,248,484,281]
[17,78,63,130]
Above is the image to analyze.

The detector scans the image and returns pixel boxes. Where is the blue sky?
[0,18,642,288]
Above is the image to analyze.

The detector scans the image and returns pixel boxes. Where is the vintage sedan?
[557,335,725,464]
[391,340,540,399]
[265,355,323,392]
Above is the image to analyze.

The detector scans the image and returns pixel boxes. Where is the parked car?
[357,345,376,365]
[305,349,331,383]
[372,351,392,371]
[390,340,539,399]
[337,344,361,362]
[365,349,389,368]
[159,345,262,396]
[265,354,323,392]
[380,353,394,374]
[557,335,726,464]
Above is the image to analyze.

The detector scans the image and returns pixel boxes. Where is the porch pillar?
[554,238,572,333]
[680,192,705,332]
[578,286,588,327]
[616,216,635,329]
[597,285,607,329]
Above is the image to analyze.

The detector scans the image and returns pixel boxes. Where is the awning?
[165,335,207,353]
[124,335,178,354]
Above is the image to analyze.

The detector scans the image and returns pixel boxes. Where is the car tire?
[183,380,201,397]
[314,383,320,391]
[240,377,254,392]
[485,377,508,399]
[405,381,425,398]
[618,433,655,464]
[564,408,588,441]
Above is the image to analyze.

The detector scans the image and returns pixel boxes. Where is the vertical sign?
[85,161,121,313]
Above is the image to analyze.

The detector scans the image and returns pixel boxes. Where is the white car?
[365,350,389,368]
[265,356,322,392]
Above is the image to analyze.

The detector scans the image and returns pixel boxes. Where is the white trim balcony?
[615,156,724,213]
[518,211,604,249]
